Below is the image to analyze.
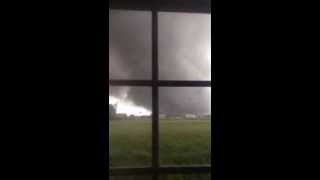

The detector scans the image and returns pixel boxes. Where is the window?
[109,1,212,179]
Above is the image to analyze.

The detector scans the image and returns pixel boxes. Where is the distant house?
[159,114,167,119]
[185,114,197,119]
[140,115,151,120]
[172,116,183,120]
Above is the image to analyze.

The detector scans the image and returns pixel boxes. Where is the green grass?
[110,120,153,166]
[109,119,211,180]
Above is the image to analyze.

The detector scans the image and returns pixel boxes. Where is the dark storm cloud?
[109,10,151,80]
[109,10,211,115]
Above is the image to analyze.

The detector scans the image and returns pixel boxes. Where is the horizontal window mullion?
[110,0,211,14]
[158,165,211,174]
[109,80,153,86]
[109,165,211,176]
[109,167,154,176]
[158,81,211,87]
[109,80,211,87]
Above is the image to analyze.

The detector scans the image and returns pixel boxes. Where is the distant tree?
[109,104,116,120]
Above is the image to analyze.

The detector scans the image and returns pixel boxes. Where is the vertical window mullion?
[152,7,160,180]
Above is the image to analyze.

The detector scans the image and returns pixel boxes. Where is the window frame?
[109,0,212,179]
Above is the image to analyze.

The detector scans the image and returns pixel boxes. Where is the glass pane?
[159,174,211,180]
[109,10,151,80]
[159,12,211,81]
[159,87,211,165]
[109,86,152,167]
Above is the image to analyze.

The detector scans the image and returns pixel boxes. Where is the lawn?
[109,119,211,180]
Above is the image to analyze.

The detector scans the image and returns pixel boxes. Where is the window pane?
[159,174,211,180]
[159,12,211,81]
[109,10,151,80]
[159,87,211,165]
[109,86,152,167]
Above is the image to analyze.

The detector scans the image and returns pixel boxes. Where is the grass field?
[109,119,211,180]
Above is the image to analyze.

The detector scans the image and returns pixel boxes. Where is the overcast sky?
[109,10,211,116]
